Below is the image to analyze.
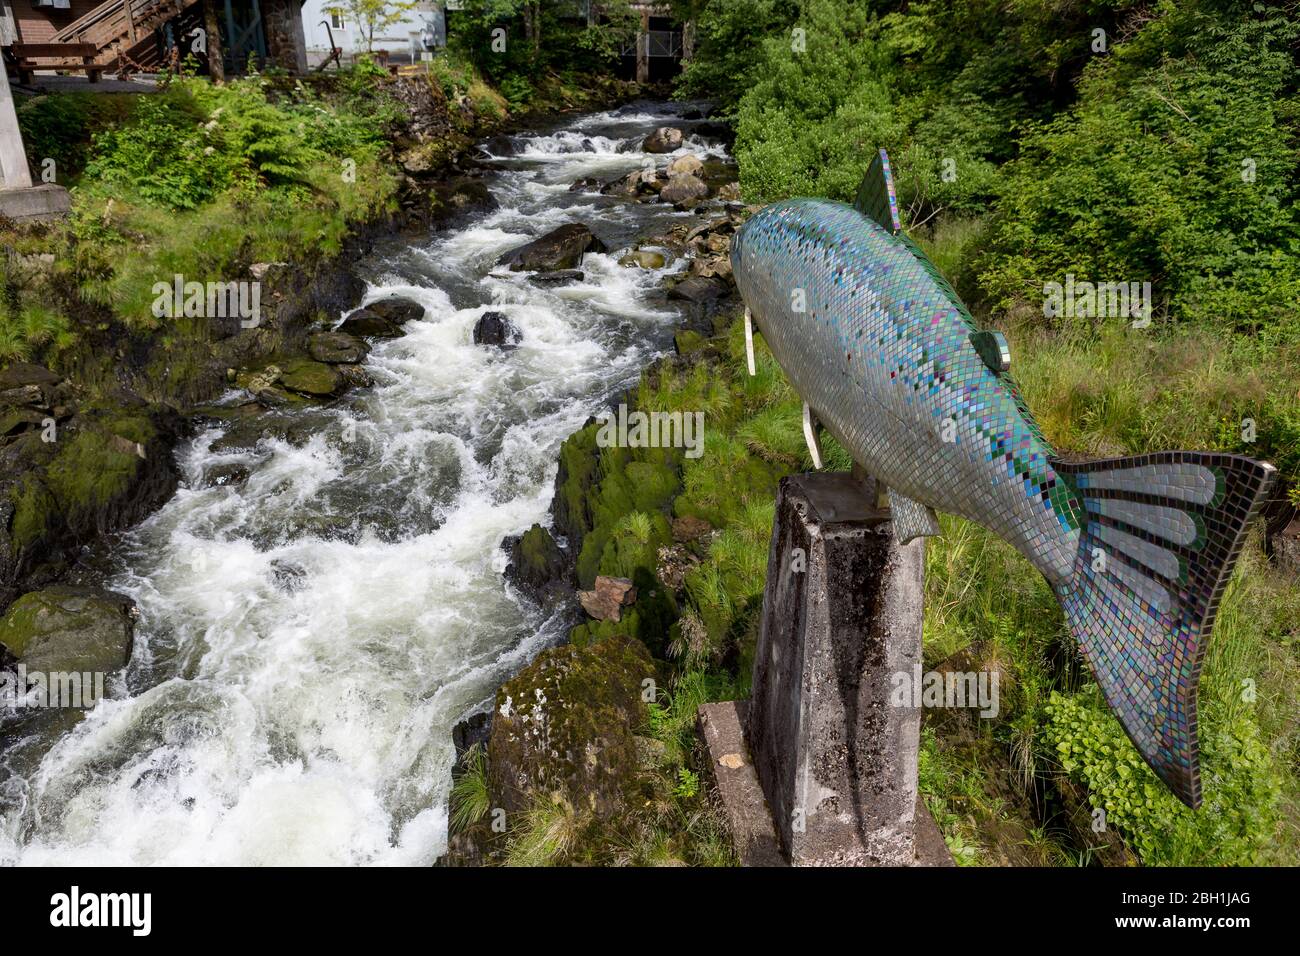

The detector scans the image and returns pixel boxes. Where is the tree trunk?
[202,0,225,83]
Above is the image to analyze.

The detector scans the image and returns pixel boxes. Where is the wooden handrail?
[51,0,177,51]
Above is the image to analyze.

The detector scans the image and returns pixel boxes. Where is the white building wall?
[301,0,444,59]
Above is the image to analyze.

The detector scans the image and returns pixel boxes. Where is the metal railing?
[621,29,683,58]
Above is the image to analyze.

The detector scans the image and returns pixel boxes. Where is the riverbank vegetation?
[3,67,406,369]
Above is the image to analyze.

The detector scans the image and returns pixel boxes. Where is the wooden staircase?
[49,0,192,74]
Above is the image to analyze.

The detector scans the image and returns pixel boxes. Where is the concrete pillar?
[1,0,18,47]
[0,56,34,190]
[746,472,927,865]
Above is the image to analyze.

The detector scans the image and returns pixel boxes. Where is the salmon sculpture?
[730,148,1277,808]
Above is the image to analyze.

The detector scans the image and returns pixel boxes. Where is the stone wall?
[261,0,306,73]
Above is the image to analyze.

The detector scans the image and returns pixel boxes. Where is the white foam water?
[0,102,727,866]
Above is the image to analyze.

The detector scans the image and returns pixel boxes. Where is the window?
[329,11,346,30]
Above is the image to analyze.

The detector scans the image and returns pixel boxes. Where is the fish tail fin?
[1050,451,1277,808]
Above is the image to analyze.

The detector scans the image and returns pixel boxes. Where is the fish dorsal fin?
[854,148,902,235]
[970,330,1011,373]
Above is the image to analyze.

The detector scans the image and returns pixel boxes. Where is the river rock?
[337,309,403,338]
[472,312,522,347]
[0,363,60,392]
[578,575,637,622]
[201,462,250,488]
[1,409,45,438]
[0,586,135,675]
[642,127,684,153]
[278,359,343,398]
[235,364,282,395]
[366,297,425,325]
[432,175,498,226]
[690,256,733,280]
[497,223,607,273]
[672,515,714,543]
[452,710,492,764]
[308,331,368,365]
[337,364,374,390]
[482,134,516,157]
[486,633,656,819]
[504,524,567,596]
[619,250,667,269]
[666,154,704,178]
[669,275,729,304]
[660,174,710,207]
[528,269,585,286]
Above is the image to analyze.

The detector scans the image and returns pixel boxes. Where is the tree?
[341,0,418,54]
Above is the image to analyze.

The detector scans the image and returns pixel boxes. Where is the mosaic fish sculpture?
[731,149,1277,808]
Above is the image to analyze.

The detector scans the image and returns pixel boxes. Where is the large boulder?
[659,174,709,207]
[338,309,403,338]
[0,586,135,675]
[486,634,656,819]
[366,296,425,325]
[337,297,424,338]
[665,154,704,178]
[497,223,607,273]
[642,127,684,153]
[472,312,522,348]
[307,331,368,365]
[278,359,343,398]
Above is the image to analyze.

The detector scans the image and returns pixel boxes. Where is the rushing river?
[0,102,728,865]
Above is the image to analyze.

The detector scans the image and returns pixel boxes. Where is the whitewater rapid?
[0,102,724,865]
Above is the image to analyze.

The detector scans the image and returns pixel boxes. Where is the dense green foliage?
[686,0,1300,338]
[452,0,639,108]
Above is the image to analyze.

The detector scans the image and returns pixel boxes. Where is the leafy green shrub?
[1044,689,1282,865]
[83,88,233,209]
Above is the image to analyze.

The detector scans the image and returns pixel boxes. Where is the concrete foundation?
[744,472,941,865]
[0,183,71,220]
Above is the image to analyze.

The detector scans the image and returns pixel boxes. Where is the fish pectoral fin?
[802,402,824,470]
[888,491,941,544]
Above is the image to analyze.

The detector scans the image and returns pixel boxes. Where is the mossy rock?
[552,421,601,550]
[504,523,568,595]
[673,329,706,355]
[0,585,135,674]
[278,359,343,398]
[624,460,680,513]
[487,633,656,820]
[307,331,368,365]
